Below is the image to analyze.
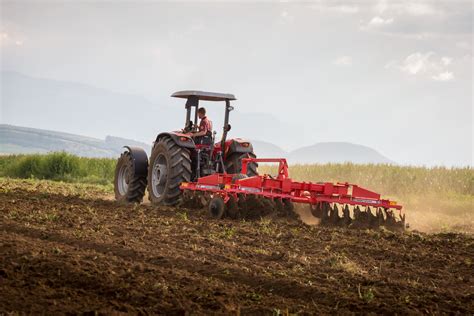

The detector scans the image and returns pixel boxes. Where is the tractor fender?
[156,132,196,149]
[123,146,149,177]
[227,139,254,155]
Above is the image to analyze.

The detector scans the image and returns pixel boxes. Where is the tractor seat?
[194,134,213,146]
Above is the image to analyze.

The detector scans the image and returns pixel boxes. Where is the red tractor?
[114,91,258,205]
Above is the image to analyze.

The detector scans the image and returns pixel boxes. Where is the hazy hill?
[0,124,394,164]
[0,124,150,158]
[251,140,287,158]
[0,124,285,159]
[288,142,393,164]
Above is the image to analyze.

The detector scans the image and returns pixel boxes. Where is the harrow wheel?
[208,196,226,219]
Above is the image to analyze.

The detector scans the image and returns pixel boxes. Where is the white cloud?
[333,56,352,66]
[0,30,25,47]
[374,0,388,14]
[432,71,454,81]
[279,10,294,22]
[386,52,455,81]
[0,32,8,45]
[330,5,359,14]
[441,57,452,66]
[405,3,438,16]
[309,4,359,15]
[456,41,470,50]
[368,16,394,27]
[400,52,435,74]
[373,0,441,16]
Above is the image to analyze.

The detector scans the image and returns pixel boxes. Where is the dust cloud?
[293,204,321,226]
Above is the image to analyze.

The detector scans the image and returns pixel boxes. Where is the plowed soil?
[1,178,473,315]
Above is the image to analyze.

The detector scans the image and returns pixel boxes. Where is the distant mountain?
[0,124,150,157]
[1,71,293,145]
[0,124,394,164]
[251,140,287,158]
[288,142,393,164]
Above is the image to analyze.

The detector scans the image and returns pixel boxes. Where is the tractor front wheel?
[114,150,147,203]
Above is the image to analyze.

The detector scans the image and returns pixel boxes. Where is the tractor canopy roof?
[171,90,236,102]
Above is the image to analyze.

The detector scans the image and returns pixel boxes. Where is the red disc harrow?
[180,158,405,231]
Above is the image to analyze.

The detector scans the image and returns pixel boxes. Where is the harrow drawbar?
[180,158,406,231]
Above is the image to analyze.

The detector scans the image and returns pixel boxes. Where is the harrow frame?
[180,158,405,230]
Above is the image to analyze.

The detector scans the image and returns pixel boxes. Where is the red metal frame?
[180,158,402,211]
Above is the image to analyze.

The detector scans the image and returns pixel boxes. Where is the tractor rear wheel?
[147,136,192,205]
[114,151,147,203]
[225,152,258,176]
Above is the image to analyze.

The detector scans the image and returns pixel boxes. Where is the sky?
[0,0,473,166]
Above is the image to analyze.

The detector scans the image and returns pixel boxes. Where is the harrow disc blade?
[181,190,406,231]
[262,197,277,212]
[274,198,285,215]
[226,195,240,219]
[341,205,352,226]
[180,190,204,209]
[320,202,330,224]
[282,199,295,217]
[367,207,379,229]
[310,202,323,218]
[208,196,225,219]
[329,204,341,225]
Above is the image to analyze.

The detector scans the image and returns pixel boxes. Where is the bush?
[12,155,44,179]
[41,152,81,180]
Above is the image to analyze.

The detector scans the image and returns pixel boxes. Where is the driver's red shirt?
[199,116,212,135]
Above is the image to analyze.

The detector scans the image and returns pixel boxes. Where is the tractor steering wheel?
[183,121,193,133]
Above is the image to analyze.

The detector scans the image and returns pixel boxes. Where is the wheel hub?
[117,164,130,196]
[152,154,168,198]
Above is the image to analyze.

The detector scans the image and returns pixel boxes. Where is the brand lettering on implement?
[352,198,381,204]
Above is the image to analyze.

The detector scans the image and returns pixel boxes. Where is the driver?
[187,107,212,144]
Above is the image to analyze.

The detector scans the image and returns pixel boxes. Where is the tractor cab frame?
[172,90,236,153]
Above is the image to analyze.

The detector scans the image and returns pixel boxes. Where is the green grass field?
[0,152,115,186]
[0,152,472,233]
